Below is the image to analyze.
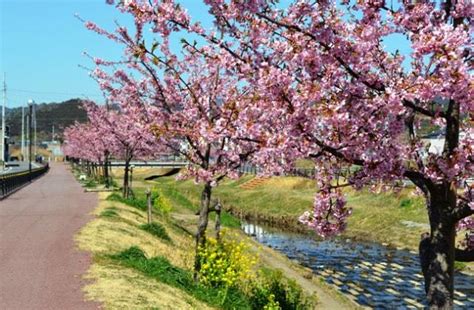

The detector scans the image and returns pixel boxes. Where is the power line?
[8,88,103,98]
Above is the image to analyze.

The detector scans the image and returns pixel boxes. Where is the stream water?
[241,222,474,309]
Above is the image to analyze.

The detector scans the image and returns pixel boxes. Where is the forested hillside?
[5,99,88,142]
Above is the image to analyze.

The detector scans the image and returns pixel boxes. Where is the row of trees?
[65,1,472,308]
[63,99,160,197]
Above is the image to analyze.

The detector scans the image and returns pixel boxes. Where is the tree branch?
[402,99,446,118]
[452,200,474,221]
[403,170,433,195]
[255,12,385,93]
[455,248,474,262]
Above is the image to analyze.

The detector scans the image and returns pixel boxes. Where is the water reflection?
[242,222,474,309]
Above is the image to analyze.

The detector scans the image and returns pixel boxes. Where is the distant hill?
[5,99,88,143]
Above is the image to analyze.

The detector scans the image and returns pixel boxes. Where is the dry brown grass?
[83,261,214,310]
[75,192,207,309]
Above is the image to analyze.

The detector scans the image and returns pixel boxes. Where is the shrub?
[198,231,257,289]
[140,222,172,242]
[249,268,317,310]
[154,189,173,215]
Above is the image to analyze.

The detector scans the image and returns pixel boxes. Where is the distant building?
[42,140,63,159]
[421,129,445,156]
[421,129,466,156]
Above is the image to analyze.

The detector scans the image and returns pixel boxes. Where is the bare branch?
[455,248,474,262]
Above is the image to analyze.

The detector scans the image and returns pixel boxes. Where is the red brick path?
[0,163,100,309]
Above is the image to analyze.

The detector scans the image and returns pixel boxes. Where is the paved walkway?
[0,163,100,309]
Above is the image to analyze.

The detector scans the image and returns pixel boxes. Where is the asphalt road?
[0,163,100,309]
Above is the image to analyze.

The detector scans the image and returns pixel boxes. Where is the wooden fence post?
[215,198,222,240]
[146,188,152,224]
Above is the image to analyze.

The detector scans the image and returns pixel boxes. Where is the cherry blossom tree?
[84,100,161,198]
[86,5,263,279]
[64,97,161,197]
[63,121,110,180]
[103,0,473,306]
[198,1,473,308]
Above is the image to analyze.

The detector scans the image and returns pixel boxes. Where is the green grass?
[159,185,196,211]
[344,188,428,249]
[84,179,98,188]
[110,247,252,309]
[100,208,119,218]
[140,222,172,242]
[218,212,241,228]
[107,192,149,211]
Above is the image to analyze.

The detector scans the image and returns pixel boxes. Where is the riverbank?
[75,187,356,309]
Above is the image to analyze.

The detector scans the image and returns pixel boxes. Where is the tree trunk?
[146,188,152,224]
[85,161,90,177]
[123,158,131,198]
[92,163,97,179]
[194,181,212,281]
[419,184,457,309]
[104,152,110,188]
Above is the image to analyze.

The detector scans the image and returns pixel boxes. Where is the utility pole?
[33,102,37,158]
[26,108,30,162]
[52,124,55,142]
[1,73,6,169]
[28,100,33,180]
[21,105,25,160]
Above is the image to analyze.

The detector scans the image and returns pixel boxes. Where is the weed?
[140,222,172,242]
[198,231,256,288]
[160,186,197,211]
[209,211,241,228]
[154,189,173,215]
[84,179,97,188]
[400,198,413,208]
[454,261,467,271]
[107,192,148,211]
[100,209,119,218]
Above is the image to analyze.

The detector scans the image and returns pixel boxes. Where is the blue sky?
[1,0,411,108]
[0,0,212,107]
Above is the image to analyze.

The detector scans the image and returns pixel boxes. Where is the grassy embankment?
[152,175,429,251]
[75,169,361,309]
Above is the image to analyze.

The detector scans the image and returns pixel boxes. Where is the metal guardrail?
[238,164,356,179]
[238,164,317,177]
[108,161,188,168]
[0,164,50,200]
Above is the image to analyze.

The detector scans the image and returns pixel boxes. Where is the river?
[242,222,474,309]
